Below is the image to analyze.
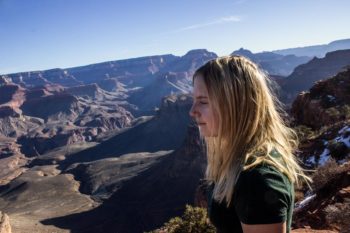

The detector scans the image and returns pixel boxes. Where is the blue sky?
[1,0,350,74]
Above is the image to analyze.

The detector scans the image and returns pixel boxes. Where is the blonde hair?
[193,55,310,206]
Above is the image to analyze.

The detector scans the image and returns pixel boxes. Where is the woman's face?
[189,75,219,137]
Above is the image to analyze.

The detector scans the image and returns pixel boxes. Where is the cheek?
[213,109,220,125]
[199,105,211,120]
[209,108,220,131]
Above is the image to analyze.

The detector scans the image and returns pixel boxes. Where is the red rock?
[292,229,337,233]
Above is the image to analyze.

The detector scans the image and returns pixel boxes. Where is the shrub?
[325,107,340,118]
[293,125,315,141]
[325,105,350,120]
[146,205,216,233]
[340,104,350,118]
[325,201,350,233]
[311,158,348,193]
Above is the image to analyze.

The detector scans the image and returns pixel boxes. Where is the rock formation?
[0,211,11,233]
[291,68,350,129]
[281,49,350,104]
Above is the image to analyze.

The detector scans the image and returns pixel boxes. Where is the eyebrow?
[195,96,208,99]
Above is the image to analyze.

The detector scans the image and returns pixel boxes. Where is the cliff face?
[97,78,127,93]
[0,84,25,108]
[0,76,11,85]
[21,93,82,121]
[290,68,350,168]
[58,94,193,167]
[0,93,203,233]
[7,69,83,87]
[65,83,107,100]
[0,137,27,186]
[68,55,178,84]
[281,49,350,103]
[291,68,350,129]
[289,67,350,232]
[0,81,134,158]
[39,124,206,233]
[128,49,217,115]
[3,50,218,118]
[127,72,190,115]
[0,211,12,233]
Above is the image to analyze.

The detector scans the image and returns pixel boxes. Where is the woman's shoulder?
[236,160,293,200]
[233,157,294,226]
[240,149,291,185]
[241,158,283,175]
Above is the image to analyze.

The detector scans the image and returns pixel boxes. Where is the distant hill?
[280,49,350,104]
[3,49,217,116]
[127,49,216,115]
[232,48,311,76]
[273,38,350,58]
[4,55,177,88]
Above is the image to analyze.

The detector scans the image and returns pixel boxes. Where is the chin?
[198,130,208,138]
[199,130,216,138]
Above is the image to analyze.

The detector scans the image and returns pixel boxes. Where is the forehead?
[193,75,208,96]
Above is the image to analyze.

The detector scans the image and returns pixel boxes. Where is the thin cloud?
[233,0,247,5]
[170,16,241,33]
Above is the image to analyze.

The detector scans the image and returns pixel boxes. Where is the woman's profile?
[189,55,311,233]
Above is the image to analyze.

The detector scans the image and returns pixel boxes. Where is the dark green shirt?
[207,160,294,233]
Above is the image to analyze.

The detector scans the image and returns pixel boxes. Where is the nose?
[189,103,198,118]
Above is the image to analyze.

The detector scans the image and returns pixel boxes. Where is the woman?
[189,55,310,233]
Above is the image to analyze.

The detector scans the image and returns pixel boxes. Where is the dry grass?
[325,201,350,233]
[311,158,349,193]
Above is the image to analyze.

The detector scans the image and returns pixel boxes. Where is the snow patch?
[318,148,330,166]
[306,155,316,165]
[334,125,350,148]
[334,135,350,147]
[326,95,336,102]
[295,194,316,210]
[338,125,350,134]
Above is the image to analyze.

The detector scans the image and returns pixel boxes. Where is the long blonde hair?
[194,55,310,206]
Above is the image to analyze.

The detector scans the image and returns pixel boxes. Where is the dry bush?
[146,205,215,233]
[293,125,315,142]
[341,104,350,118]
[325,200,350,233]
[311,158,348,192]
